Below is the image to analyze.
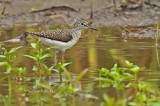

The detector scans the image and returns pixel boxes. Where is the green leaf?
[16,67,28,75]
[74,68,88,86]
[137,93,147,102]
[111,63,118,72]
[40,83,53,91]
[50,17,57,23]
[63,67,72,82]
[52,69,58,72]
[98,68,110,77]
[129,66,141,73]
[29,8,36,12]
[125,60,133,67]
[40,54,51,61]
[31,43,36,49]
[0,55,6,58]
[103,94,115,105]
[62,62,71,67]
[24,55,37,61]
[30,51,38,57]
[9,46,22,54]
[0,62,11,74]
[32,66,38,72]
[43,64,54,74]
[0,62,7,66]
[110,71,120,80]
[2,48,8,55]
[36,40,40,49]
[95,77,114,83]
[43,46,57,52]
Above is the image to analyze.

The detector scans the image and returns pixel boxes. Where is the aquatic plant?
[100,94,127,106]
[96,60,140,89]
[28,8,36,12]
[24,40,56,74]
[1,39,160,105]
[97,61,160,105]
[155,16,160,46]
[16,67,28,76]
[54,68,88,98]
[0,46,22,74]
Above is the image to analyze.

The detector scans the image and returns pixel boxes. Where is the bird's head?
[74,19,98,31]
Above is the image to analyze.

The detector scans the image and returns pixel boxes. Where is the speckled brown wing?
[28,29,73,42]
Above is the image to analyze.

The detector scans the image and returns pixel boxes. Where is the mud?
[0,0,160,29]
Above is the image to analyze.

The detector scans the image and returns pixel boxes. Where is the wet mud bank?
[0,0,160,29]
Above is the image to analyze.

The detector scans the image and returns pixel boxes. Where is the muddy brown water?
[0,25,160,105]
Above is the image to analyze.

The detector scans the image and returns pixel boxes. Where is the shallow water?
[0,25,160,105]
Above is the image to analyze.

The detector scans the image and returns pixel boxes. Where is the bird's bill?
[85,24,98,31]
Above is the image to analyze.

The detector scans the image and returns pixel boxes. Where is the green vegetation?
[97,61,160,106]
[24,40,56,74]
[0,45,22,74]
[28,8,36,12]
[0,41,160,105]
[0,41,89,105]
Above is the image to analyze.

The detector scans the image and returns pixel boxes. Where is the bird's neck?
[73,28,82,38]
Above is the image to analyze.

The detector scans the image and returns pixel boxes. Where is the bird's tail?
[20,31,29,45]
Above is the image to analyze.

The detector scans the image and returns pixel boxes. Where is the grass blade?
[74,68,88,86]
[63,67,72,82]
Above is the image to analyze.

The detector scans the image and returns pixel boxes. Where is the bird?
[20,19,98,62]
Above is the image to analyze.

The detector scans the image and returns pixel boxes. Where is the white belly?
[33,35,79,52]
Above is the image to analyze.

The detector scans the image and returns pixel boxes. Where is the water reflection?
[0,25,160,105]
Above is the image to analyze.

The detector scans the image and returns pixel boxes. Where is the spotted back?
[27,29,73,42]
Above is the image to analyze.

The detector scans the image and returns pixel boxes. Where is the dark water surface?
[0,25,159,105]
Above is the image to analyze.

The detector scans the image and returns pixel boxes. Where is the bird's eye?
[81,23,84,25]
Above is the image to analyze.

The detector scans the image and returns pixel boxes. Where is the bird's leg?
[62,50,65,63]
[54,49,59,65]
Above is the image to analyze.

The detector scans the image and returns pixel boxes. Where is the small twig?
[144,1,160,8]
[0,0,10,4]
[31,6,78,13]
[155,46,160,67]
[155,16,160,46]
[113,0,117,10]
[1,2,6,15]
[90,0,93,19]
[155,16,160,67]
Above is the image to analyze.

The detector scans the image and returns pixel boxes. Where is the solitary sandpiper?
[20,19,98,61]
